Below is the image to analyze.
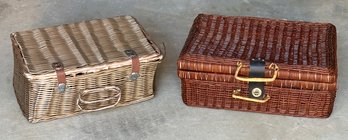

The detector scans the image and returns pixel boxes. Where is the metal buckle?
[52,62,64,70]
[124,49,137,58]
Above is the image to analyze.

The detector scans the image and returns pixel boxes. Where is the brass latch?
[232,59,279,103]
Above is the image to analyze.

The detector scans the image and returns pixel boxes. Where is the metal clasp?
[124,49,137,58]
[52,62,64,70]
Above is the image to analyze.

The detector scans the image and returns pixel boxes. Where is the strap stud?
[130,72,140,81]
[251,88,262,97]
[57,83,66,93]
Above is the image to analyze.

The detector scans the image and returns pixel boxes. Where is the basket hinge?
[52,62,67,93]
[248,58,266,99]
[124,49,140,81]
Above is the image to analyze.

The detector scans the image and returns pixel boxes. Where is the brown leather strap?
[132,56,140,73]
[124,49,140,81]
[52,62,67,93]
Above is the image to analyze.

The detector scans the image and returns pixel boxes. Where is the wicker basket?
[11,16,163,123]
[178,14,337,118]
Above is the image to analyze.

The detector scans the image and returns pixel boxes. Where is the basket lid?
[11,16,162,75]
[178,14,337,84]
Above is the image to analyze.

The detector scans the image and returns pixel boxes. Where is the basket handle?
[77,86,121,112]
[159,42,166,59]
[232,89,270,103]
[234,62,279,82]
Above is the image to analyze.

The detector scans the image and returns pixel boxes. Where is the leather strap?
[52,62,67,93]
[248,59,265,99]
[132,56,140,74]
[124,49,140,81]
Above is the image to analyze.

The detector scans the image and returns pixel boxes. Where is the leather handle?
[159,42,166,59]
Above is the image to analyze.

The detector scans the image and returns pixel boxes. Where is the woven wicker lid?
[11,16,162,75]
[179,14,337,84]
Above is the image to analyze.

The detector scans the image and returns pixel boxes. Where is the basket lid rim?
[178,14,337,84]
[12,15,162,75]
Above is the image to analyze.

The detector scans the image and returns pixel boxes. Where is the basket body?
[178,14,337,118]
[12,16,163,123]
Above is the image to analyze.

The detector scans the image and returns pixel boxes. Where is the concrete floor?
[1,0,348,139]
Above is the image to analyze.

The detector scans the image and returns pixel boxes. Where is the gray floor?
[1,0,347,139]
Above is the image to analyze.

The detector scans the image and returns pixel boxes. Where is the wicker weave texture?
[182,79,335,118]
[12,16,163,123]
[12,16,159,74]
[178,14,337,118]
[178,70,336,91]
[179,14,337,84]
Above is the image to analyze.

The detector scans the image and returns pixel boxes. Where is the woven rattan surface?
[11,16,159,75]
[181,79,335,118]
[178,14,337,85]
[178,14,337,118]
[12,16,163,123]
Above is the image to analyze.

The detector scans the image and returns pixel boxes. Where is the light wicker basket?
[11,16,163,123]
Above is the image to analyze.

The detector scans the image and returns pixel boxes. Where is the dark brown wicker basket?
[178,14,337,118]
